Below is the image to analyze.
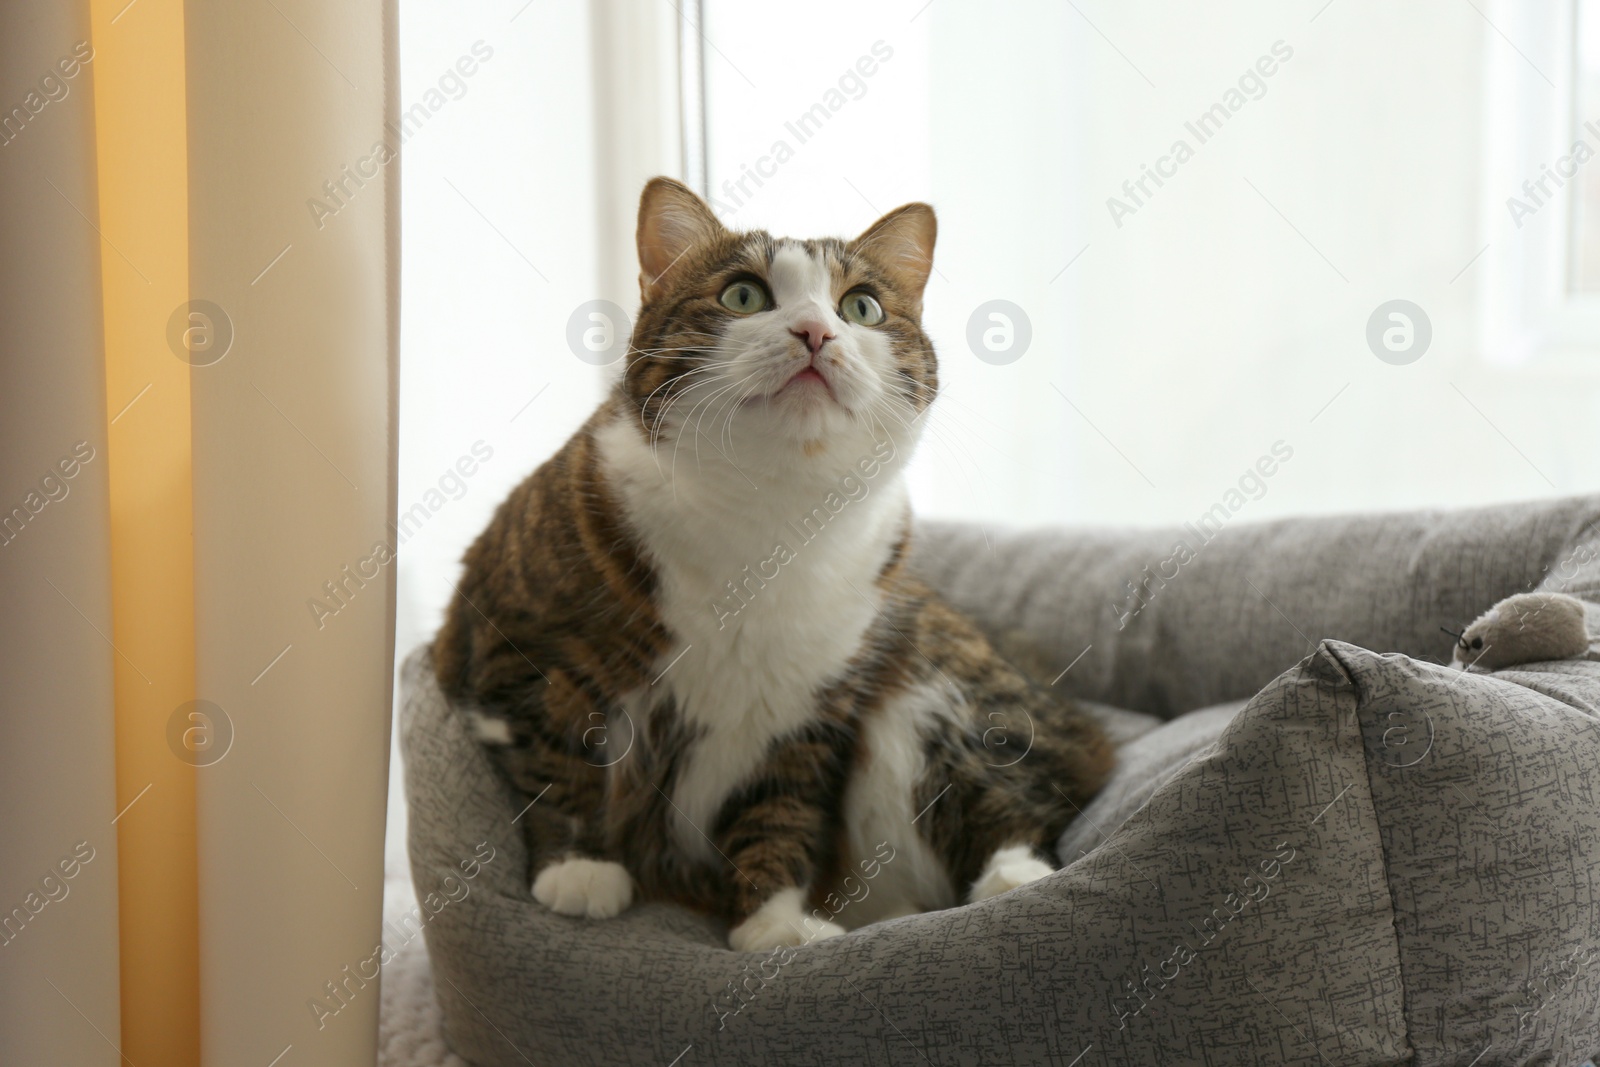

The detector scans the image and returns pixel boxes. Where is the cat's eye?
[719,281,769,315]
[840,290,885,326]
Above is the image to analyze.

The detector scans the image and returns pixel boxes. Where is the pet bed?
[397,495,1600,1066]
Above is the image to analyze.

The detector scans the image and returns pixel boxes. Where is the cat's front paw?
[532,857,633,919]
[728,888,846,952]
[968,845,1053,903]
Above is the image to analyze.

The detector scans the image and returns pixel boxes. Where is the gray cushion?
[912,495,1600,718]
[402,496,1600,1066]
[1057,701,1246,864]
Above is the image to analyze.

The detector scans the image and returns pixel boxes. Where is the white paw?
[465,710,512,744]
[968,845,1054,903]
[532,857,633,919]
[728,887,846,952]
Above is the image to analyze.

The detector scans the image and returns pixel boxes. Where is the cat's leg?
[726,887,844,952]
[898,592,1116,906]
[915,684,1114,904]
[531,855,633,919]
[968,844,1056,903]
[911,740,1059,905]
[713,720,856,952]
[478,714,634,920]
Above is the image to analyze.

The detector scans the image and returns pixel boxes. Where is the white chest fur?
[595,412,909,859]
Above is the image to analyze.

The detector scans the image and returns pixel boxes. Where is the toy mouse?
[1447,591,1592,670]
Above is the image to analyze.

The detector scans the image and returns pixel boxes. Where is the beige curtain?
[187,0,399,1063]
[0,3,123,1064]
[0,1,398,1064]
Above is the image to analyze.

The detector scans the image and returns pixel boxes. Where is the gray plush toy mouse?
[1448,591,1592,670]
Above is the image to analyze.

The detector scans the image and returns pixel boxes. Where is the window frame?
[1482,0,1600,368]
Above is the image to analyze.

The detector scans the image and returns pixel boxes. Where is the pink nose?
[789,320,835,357]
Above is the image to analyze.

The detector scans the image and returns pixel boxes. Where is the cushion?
[912,495,1600,717]
[401,496,1600,1066]
[1056,701,1245,864]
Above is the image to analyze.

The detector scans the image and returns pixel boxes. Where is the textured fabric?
[1538,526,1600,633]
[912,496,1600,718]
[400,496,1600,1066]
[1077,700,1165,748]
[1344,648,1600,1063]
[1057,702,1245,864]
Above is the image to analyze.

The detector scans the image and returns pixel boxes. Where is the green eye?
[841,291,885,326]
[719,281,769,314]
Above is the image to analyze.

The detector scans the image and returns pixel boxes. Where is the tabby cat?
[433,177,1113,952]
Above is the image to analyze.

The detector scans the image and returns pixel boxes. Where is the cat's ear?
[848,202,937,306]
[637,177,725,301]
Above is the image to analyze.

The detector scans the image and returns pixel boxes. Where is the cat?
[432,177,1113,952]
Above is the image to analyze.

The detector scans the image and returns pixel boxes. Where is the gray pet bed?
[401,496,1600,1066]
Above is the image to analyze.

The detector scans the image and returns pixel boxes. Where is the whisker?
[670,379,744,492]
[644,372,734,476]
[641,368,733,450]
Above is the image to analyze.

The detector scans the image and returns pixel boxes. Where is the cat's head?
[621,177,937,467]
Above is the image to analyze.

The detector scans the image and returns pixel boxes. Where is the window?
[1483,0,1600,362]
[1570,0,1600,291]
